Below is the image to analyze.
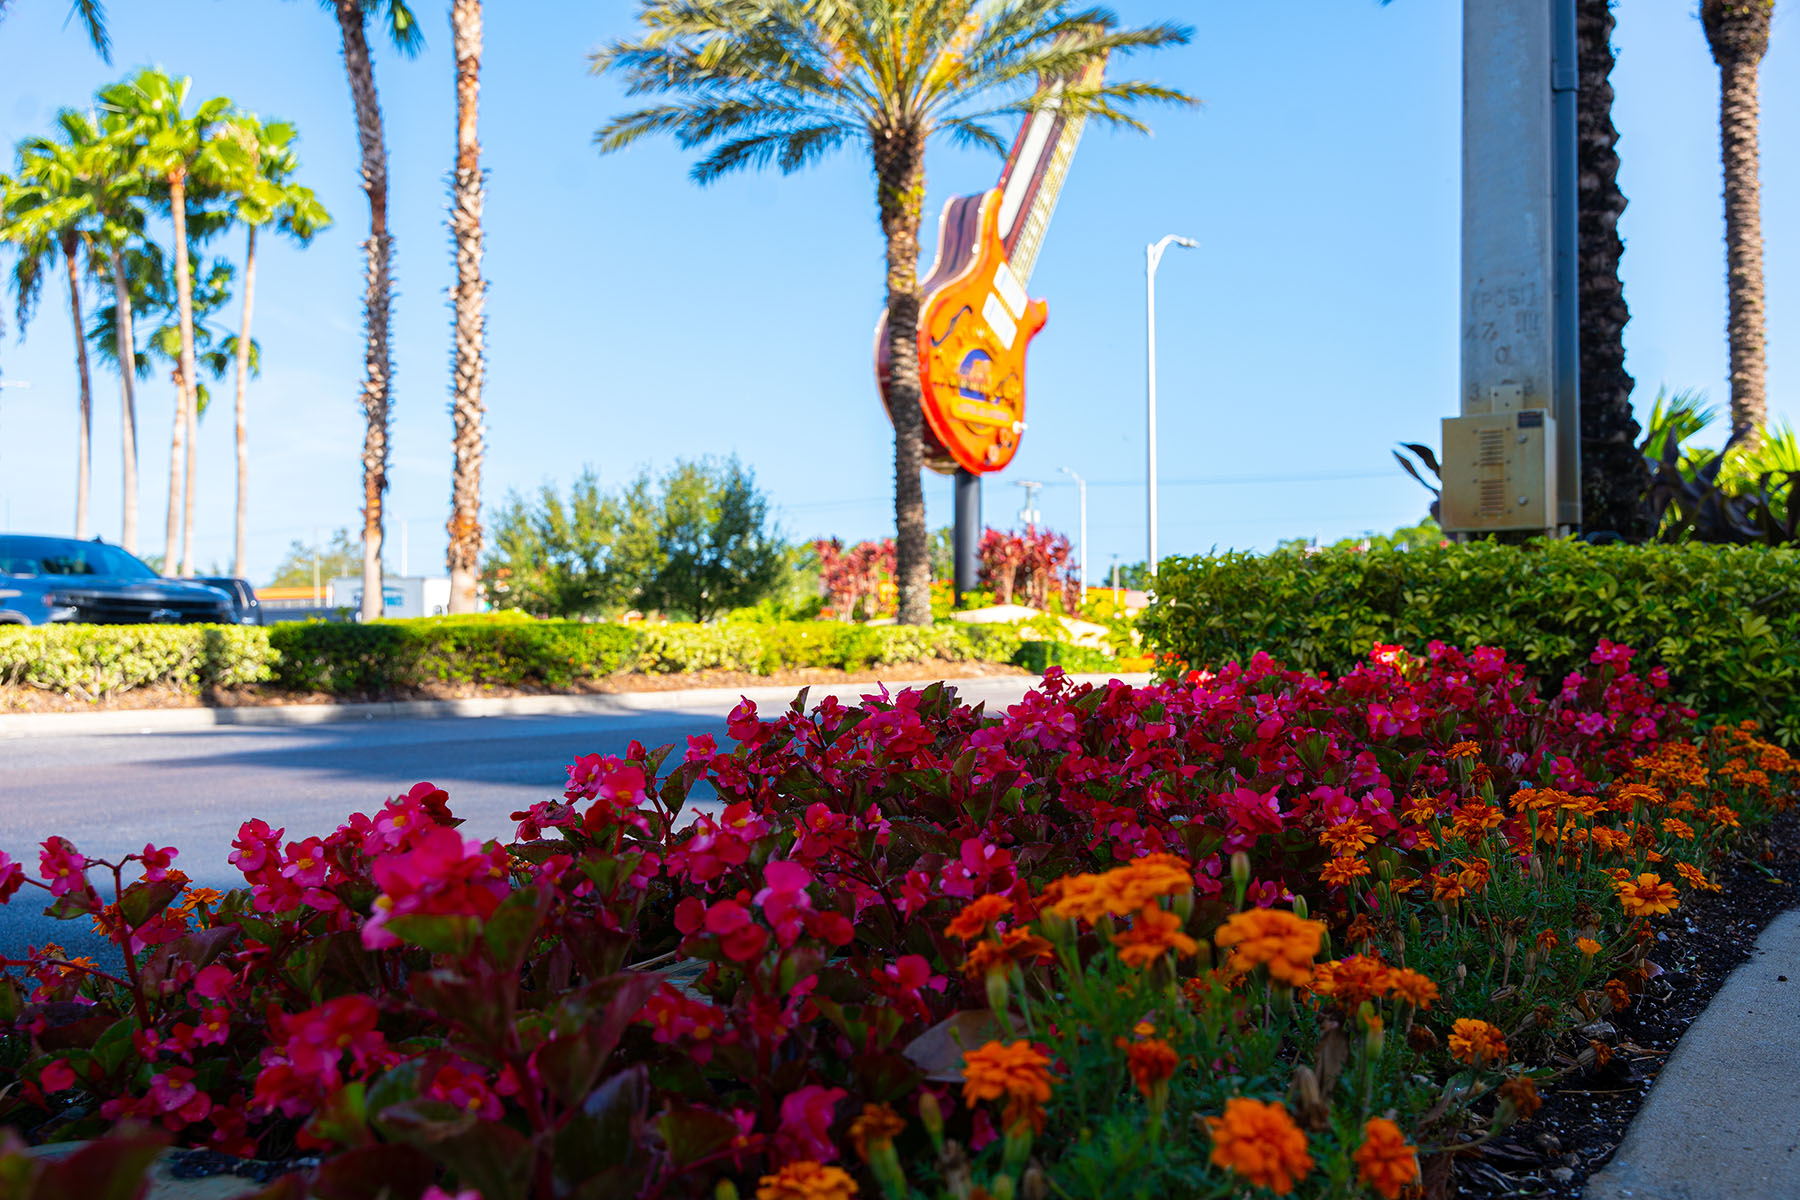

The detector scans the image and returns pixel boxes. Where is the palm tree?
[100,69,244,575]
[1575,0,1650,537]
[4,109,150,547]
[1,165,97,537]
[0,0,110,58]
[593,0,1192,625]
[446,0,486,613]
[219,115,330,578]
[327,0,422,620]
[1701,1,1775,448]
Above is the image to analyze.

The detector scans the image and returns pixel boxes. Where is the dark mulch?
[1456,811,1799,1198]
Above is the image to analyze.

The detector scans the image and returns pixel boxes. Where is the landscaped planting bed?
[0,641,1789,1198]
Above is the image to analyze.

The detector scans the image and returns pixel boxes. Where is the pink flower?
[426,1061,503,1120]
[0,852,24,904]
[776,1085,847,1163]
[193,964,235,1000]
[701,900,769,964]
[423,1189,481,1200]
[229,819,283,875]
[37,838,87,897]
[39,1059,75,1093]
[753,861,814,947]
[279,837,329,889]
[139,843,178,882]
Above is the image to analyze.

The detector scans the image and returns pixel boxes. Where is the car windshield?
[0,538,159,579]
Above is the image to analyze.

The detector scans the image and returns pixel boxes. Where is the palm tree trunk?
[180,382,198,577]
[447,0,486,614]
[110,247,139,554]
[1575,0,1650,538]
[233,224,258,578]
[874,126,932,626]
[164,371,184,574]
[63,238,93,540]
[1702,0,1773,447]
[336,0,393,621]
[169,169,201,577]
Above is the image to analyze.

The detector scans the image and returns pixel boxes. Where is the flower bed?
[0,642,1789,1199]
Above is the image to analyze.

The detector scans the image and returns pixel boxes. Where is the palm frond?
[67,0,110,60]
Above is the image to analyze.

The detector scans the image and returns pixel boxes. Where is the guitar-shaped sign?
[876,57,1107,476]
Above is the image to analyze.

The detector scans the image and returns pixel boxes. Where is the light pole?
[1059,466,1087,603]
[1015,479,1043,533]
[1146,234,1196,579]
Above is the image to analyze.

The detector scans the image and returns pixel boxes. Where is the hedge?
[1140,540,1800,742]
[0,617,1100,703]
[268,619,641,694]
[0,625,275,700]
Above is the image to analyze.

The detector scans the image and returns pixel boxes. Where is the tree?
[1575,0,1651,538]
[638,457,784,622]
[481,470,657,618]
[100,69,246,576]
[1701,1,1774,448]
[592,0,1192,626]
[218,114,330,578]
[268,526,369,587]
[446,0,487,613]
[4,109,150,550]
[0,0,110,58]
[1,158,97,538]
[326,0,423,621]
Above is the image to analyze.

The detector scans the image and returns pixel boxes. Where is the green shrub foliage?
[1141,541,1800,741]
[0,625,276,699]
[268,619,642,695]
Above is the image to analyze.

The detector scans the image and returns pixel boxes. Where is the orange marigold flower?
[1454,856,1492,893]
[848,1103,905,1163]
[1112,905,1199,968]
[962,928,1054,981]
[1447,1018,1509,1067]
[1706,804,1741,828]
[1660,817,1695,842]
[1320,856,1372,887]
[1590,1038,1614,1068]
[1536,929,1560,952]
[1214,909,1326,986]
[1319,820,1377,855]
[1389,873,1425,894]
[1604,978,1632,1010]
[1590,827,1631,855]
[1576,936,1603,957]
[1205,1097,1313,1195]
[1430,871,1465,904]
[945,894,1013,941]
[1445,740,1482,760]
[1049,855,1192,922]
[1388,967,1440,1010]
[1352,1117,1420,1200]
[1402,795,1440,825]
[1498,1076,1543,1121]
[1046,874,1115,923]
[962,1040,1054,1133]
[1310,955,1394,1010]
[1126,1038,1180,1099]
[1614,872,1679,918]
[757,1161,858,1200]
[1675,862,1722,893]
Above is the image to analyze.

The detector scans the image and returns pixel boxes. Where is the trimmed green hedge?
[1140,541,1800,743]
[268,619,641,694]
[0,625,276,700]
[1010,639,1117,675]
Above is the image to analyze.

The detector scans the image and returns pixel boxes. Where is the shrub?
[269,619,640,695]
[632,622,766,673]
[1010,639,1114,675]
[0,644,1785,1199]
[1142,540,1800,742]
[0,625,275,700]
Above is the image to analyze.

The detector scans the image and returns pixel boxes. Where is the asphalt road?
[0,675,1088,960]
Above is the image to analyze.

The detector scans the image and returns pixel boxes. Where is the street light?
[1014,479,1043,533]
[1146,234,1196,579]
[1059,466,1087,603]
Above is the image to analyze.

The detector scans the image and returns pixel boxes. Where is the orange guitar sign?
[876,59,1106,476]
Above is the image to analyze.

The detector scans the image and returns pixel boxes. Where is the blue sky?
[0,1,1793,584]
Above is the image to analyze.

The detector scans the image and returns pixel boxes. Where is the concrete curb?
[1583,908,1800,1200]
[0,673,1152,738]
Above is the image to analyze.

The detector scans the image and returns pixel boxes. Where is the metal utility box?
[1440,409,1558,534]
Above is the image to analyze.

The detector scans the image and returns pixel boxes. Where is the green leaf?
[482,885,546,971]
[386,912,479,957]
[656,1101,738,1168]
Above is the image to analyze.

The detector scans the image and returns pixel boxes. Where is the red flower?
[40,1059,75,1093]
[38,837,87,897]
[0,852,24,904]
[777,1085,847,1163]
[703,900,771,964]
[139,843,178,882]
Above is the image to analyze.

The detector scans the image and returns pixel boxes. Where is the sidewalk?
[1584,908,1800,1199]
[0,672,1152,739]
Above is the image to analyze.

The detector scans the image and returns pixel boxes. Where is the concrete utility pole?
[952,469,981,602]
[1059,466,1087,602]
[1015,480,1042,534]
[1146,235,1195,576]
[1446,0,1580,533]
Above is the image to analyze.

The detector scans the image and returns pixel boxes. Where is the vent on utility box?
[1476,428,1506,466]
[1478,479,1505,516]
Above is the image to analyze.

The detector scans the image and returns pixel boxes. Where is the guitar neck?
[994,56,1107,287]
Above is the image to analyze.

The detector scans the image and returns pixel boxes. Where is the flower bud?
[870,1142,909,1200]
[715,1182,740,1200]
[990,1176,1017,1200]
[1291,894,1309,921]
[1172,888,1194,923]
[1039,907,1072,946]
[1001,1120,1034,1174]
[919,1091,945,1151]
[985,967,1011,1017]
[1021,1166,1049,1200]
[1377,858,1395,883]
[1230,852,1252,910]
[1408,914,1423,944]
